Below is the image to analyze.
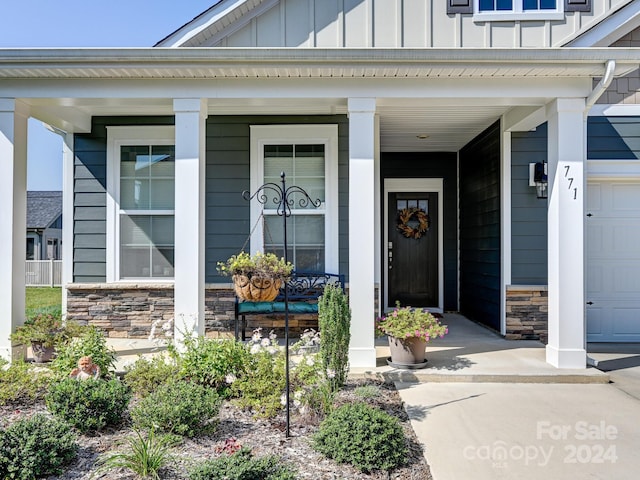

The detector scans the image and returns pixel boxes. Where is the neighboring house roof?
[27,191,62,230]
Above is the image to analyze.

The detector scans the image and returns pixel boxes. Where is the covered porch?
[2,48,640,368]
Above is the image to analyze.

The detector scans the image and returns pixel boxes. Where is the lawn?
[26,287,62,312]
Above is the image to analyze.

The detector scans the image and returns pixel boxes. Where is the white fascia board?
[155,0,257,47]
[564,0,640,47]
[588,104,640,116]
[503,106,546,132]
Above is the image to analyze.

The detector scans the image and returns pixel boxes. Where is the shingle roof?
[27,191,62,229]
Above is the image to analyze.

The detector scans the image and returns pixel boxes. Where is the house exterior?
[26,191,62,260]
[3,0,640,368]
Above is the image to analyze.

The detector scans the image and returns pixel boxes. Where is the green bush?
[98,428,174,480]
[51,325,117,378]
[313,402,408,472]
[0,361,54,406]
[123,355,180,398]
[131,380,220,437]
[0,413,77,480]
[232,349,285,418]
[318,283,351,391]
[188,447,296,480]
[170,336,250,396]
[46,377,131,433]
[354,384,381,400]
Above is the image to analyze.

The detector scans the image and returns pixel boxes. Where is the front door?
[387,192,438,308]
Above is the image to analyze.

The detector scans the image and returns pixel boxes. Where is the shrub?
[290,354,334,422]
[170,336,250,396]
[231,333,285,418]
[0,413,77,480]
[0,361,54,406]
[354,384,381,400]
[97,428,174,480]
[123,355,180,398]
[10,306,82,349]
[318,283,351,391]
[131,380,220,437]
[51,325,117,378]
[46,377,131,433]
[313,402,408,472]
[188,447,296,480]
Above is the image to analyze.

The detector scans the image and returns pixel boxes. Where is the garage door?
[587,181,640,342]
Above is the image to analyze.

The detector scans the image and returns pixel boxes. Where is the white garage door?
[587,181,640,342]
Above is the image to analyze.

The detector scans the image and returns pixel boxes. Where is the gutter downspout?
[584,60,614,368]
[585,59,616,117]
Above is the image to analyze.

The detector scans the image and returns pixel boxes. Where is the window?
[107,126,175,281]
[26,237,35,260]
[473,0,563,20]
[250,125,339,273]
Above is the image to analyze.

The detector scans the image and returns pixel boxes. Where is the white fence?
[25,260,63,287]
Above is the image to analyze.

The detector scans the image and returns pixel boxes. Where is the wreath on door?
[397,207,430,239]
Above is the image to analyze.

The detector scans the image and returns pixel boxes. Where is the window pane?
[523,0,538,9]
[264,215,324,272]
[120,214,174,278]
[121,179,150,209]
[265,145,293,157]
[121,146,151,176]
[149,146,175,177]
[149,179,174,209]
[540,0,555,9]
[497,0,512,10]
[479,0,495,10]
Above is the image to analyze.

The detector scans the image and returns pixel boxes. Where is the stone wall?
[66,283,339,339]
[505,285,548,343]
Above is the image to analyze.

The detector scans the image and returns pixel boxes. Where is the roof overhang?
[0,47,639,79]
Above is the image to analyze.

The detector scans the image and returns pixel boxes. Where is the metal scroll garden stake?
[242,172,321,438]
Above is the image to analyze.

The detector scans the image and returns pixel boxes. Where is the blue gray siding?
[380,153,458,311]
[459,121,501,331]
[511,124,548,285]
[588,116,640,160]
[205,115,349,283]
[73,117,175,282]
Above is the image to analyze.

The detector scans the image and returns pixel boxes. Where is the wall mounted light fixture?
[529,162,548,199]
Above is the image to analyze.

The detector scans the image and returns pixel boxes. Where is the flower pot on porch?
[387,336,429,369]
[30,340,56,363]
[233,274,281,302]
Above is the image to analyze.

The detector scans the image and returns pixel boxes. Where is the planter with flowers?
[217,251,294,302]
[10,307,82,363]
[376,303,448,369]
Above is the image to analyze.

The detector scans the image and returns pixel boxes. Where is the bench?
[234,271,345,341]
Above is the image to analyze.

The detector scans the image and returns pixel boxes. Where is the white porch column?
[62,132,74,315]
[546,98,587,369]
[173,99,207,344]
[0,99,28,362]
[348,98,377,368]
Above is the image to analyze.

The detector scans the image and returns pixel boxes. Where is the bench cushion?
[237,301,318,314]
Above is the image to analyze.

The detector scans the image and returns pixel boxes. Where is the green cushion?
[272,302,318,313]
[238,302,273,314]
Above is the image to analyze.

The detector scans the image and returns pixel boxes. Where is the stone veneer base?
[505,285,548,343]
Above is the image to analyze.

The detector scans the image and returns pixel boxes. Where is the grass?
[26,287,62,311]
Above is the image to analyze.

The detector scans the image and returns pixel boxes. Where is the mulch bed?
[0,379,433,479]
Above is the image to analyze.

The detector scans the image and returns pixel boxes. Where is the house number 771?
[564,165,577,200]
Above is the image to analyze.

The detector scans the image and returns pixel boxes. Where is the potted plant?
[10,307,82,363]
[376,303,447,369]
[217,251,293,302]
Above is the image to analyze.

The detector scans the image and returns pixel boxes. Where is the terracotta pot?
[233,274,281,302]
[30,341,55,363]
[388,336,427,366]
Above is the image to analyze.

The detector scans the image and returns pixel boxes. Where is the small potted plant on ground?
[10,307,82,363]
[376,303,448,369]
[217,251,293,302]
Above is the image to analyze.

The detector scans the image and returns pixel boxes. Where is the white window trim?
[106,126,175,283]
[250,124,339,273]
[473,0,564,21]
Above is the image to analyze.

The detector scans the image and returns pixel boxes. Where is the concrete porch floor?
[106,313,608,383]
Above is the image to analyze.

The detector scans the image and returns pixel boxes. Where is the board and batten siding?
[199,0,619,49]
[380,152,458,311]
[205,115,349,283]
[511,124,548,285]
[73,117,175,283]
[459,121,501,331]
[588,116,640,160]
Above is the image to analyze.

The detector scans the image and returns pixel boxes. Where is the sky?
[1,0,217,190]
